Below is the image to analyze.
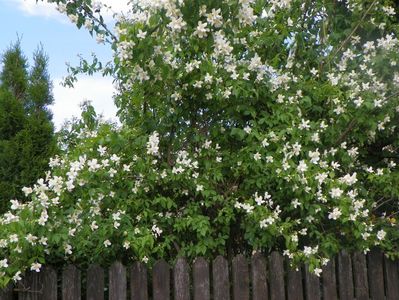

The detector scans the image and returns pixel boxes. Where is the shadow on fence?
[1,249,398,299]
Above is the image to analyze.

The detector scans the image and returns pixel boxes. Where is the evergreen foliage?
[0,42,56,213]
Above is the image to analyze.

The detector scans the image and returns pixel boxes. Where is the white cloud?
[13,0,131,22]
[51,75,119,130]
[13,0,62,19]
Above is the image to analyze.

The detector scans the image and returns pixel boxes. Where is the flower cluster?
[1,0,399,285]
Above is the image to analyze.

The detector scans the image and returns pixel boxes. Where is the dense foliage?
[1,0,399,285]
[0,43,56,213]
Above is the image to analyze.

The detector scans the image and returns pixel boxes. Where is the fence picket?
[109,262,126,300]
[153,259,170,300]
[322,257,337,300]
[352,252,369,300]
[384,256,399,300]
[212,256,230,300]
[62,265,81,300]
[287,266,303,300]
[251,253,268,300]
[0,284,13,300]
[232,255,249,300]
[18,270,41,300]
[304,265,320,300]
[193,258,210,300]
[338,250,354,300]
[86,264,104,300]
[174,258,190,300]
[269,252,285,300]
[130,262,148,300]
[367,249,385,300]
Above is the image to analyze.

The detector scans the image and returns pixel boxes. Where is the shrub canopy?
[1,0,399,285]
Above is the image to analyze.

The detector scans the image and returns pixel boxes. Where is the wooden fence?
[1,249,398,299]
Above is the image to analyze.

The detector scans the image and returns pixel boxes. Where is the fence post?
[62,265,81,300]
[269,252,285,300]
[193,257,210,300]
[367,249,385,300]
[322,257,337,300]
[232,255,249,300]
[153,259,170,300]
[130,262,148,300]
[304,265,321,300]
[174,258,190,300]
[86,264,104,300]
[287,265,303,300]
[0,284,13,300]
[251,253,268,300]
[109,262,126,300]
[384,256,399,300]
[352,252,369,300]
[18,266,57,300]
[338,250,354,300]
[212,256,230,300]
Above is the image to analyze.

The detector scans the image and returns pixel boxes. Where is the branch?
[335,118,357,144]
[81,5,117,42]
[329,0,378,62]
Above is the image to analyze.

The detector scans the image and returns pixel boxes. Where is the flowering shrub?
[1,0,399,286]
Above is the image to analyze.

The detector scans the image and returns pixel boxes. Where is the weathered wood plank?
[18,271,41,300]
[352,252,369,300]
[322,257,337,300]
[384,256,399,300]
[0,284,13,300]
[212,256,230,300]
[174,258,190,300]
[269,252,285,300]
[109,262,126,300]
[338,250,354,300]
[41,267,57,300]
[193,257,210,300]
[251,253,268,300]
[367,249,385,300]
[62,265,81,300]
[232,255,249,300]
[130,262,148,300]
[153,259,170,300]
[304,265,321,300]
[287,265,303,300]
[86,264,104,300]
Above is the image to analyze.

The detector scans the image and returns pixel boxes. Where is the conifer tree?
[0,42,56,213]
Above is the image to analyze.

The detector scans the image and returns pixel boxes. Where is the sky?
[0,0,130,129]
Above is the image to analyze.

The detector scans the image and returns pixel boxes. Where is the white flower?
[104,240,112,247]
[329,188,343,199]
[315,172,328,185]
[328,207,342,220]
[30,262,42,272]
[194,21,209,38]
[243,126,252,134]
[64,244,73,255]
[22,186,33,197]
[12,271,22,282]
[377,230,386,240]
[308,149,320,164]
[253,152,261,161]
[297,160,308,173]
[314,268,322,277]
[137,29,147,39]
[0,259,8,268]
[196,184,204,192]
[147,131,160,156]
[123,241,130,249]
[68,14,79,24]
